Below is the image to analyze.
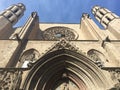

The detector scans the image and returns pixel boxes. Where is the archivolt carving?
[43,26,78,40]
[22,49,110,90]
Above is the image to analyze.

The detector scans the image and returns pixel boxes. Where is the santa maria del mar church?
[0,3,119,90]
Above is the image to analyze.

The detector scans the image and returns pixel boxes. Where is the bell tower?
[92,6,120,39]
[0,3,25,39]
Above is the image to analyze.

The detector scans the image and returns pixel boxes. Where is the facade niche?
[87,49,107,68]
[19,49,40,68]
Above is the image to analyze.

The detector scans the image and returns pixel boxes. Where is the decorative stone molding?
[108,68,120,81]
[0,70,22,90]
[99,67,120,89]
[82,13,91,19]
[43,38,86,56]
[102,67,120,89]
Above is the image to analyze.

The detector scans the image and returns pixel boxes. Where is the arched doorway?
[22,49,110,90]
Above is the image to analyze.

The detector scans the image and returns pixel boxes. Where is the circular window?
[43,26,78,40]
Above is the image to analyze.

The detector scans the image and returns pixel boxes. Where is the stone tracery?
[43,26,78,40]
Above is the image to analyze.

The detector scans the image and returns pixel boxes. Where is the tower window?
[102,21,108,26]
[99,11,104,16]
[14,8,19,13]
[17,13,21,18]
[97,15,101,19]
[106,16,112,21]
[7,13,12,18]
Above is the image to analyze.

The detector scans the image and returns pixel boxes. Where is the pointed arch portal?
[22,49,109,90]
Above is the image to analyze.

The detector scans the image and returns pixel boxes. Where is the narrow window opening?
[106,16,112,21]
[103,21,108,26]
[17,13,21,18]
[99,11,104,16]
[14,8,19,13]
[7,13,12,18]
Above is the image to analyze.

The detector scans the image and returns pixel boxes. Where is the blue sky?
[0,0,120,27]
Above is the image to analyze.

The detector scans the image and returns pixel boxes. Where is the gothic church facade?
[0,3,120,90]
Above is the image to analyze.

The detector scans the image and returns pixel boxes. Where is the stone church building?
[0,3,120,90]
